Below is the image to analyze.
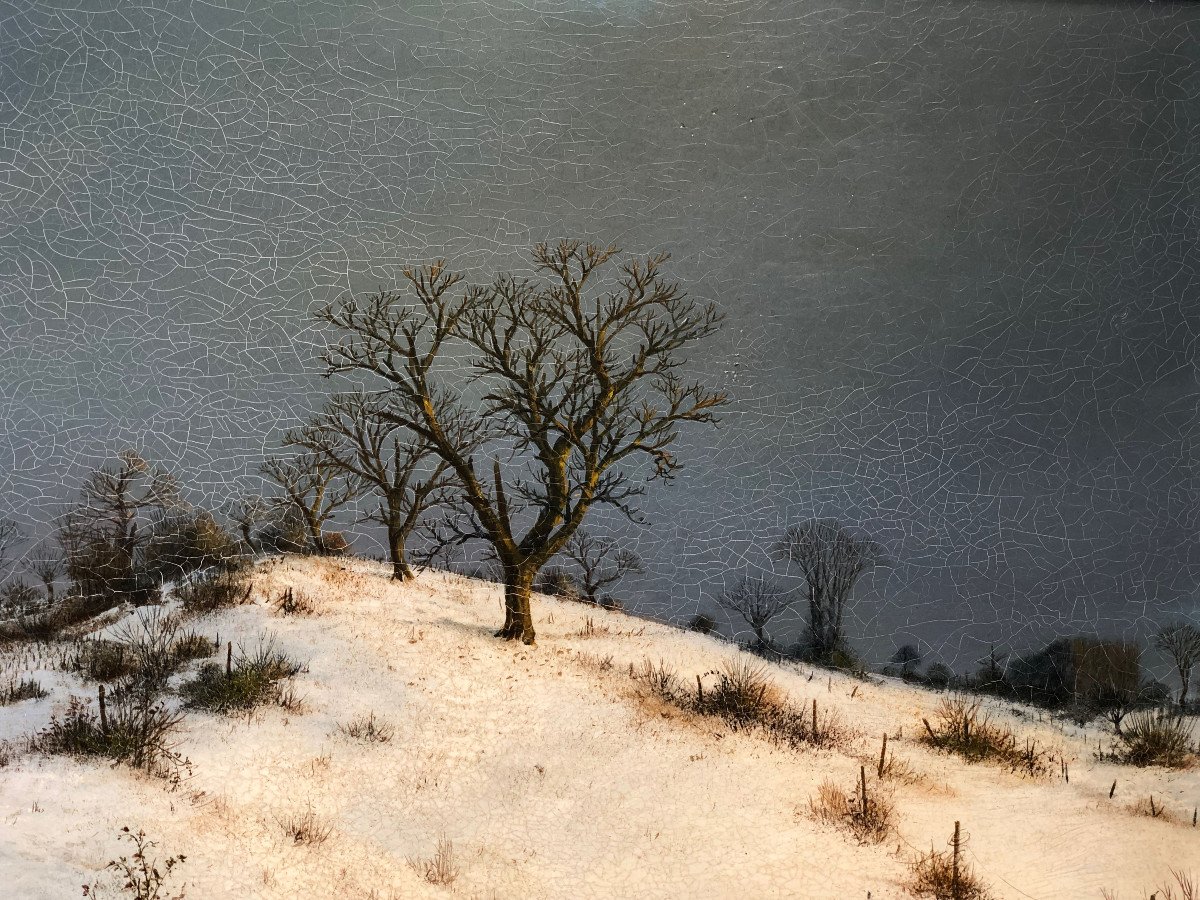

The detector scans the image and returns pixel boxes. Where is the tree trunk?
[1181,666,1191,708]
[496,568,537,645]
[304,511,324,555]
[388,524,413,581]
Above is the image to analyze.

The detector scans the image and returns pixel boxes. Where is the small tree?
[772,520,884,663]
[0,518,24,578]
[714,575,795,651]
[61,451,179,602]
[229,495,272,552]
[1155,623,1200,707]
[285,392,451,580]
[319,241,726,644]
[27,545,63,604]
[891,644,922,679]
[562,530,645,606]
[260,452,361,555]
[975,644,1008,690]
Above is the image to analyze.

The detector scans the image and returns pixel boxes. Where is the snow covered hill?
[0,556,1195,899]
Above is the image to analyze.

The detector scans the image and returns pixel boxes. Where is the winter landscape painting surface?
[0,1,1198,897]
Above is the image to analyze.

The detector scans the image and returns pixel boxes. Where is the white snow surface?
[0,555,1194,899]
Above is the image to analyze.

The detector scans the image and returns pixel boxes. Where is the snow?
[0,555,1194,899]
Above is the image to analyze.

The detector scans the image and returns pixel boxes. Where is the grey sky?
[1,0,1197,666]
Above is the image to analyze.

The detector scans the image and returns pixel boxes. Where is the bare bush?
[808,770,895,844]
[82,826,187,900]
[33,687,188,778]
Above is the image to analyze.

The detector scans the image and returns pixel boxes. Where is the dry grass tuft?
[271,587,317,617]
[920,694,1054,777]
[909,844,994,899]
[630,654,855,753]
[1107,710,1196,768]
[808,771,895,844]
[573,616,612,638]
[338,711,395,743]
[413,834,458,887]
[278,807,333,846]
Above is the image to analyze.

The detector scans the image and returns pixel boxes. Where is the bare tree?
[1155,623,1200,707]
[261,453,361,555]
[229,495,272,551]
[772,520,885,663]
[714,575,795,650]
[60,450,180,600]
[319,241,726,644]
[890,644,922,678]
[286,392,451,580]
[0,518,25,577]
[27,544,63,604]
[562,530,645,606]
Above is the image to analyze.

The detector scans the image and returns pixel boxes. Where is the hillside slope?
[0,556,1195,899]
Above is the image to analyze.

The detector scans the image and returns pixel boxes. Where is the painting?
[0,1,1196,896]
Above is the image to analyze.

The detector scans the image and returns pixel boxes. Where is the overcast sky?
[1,0,1197,667]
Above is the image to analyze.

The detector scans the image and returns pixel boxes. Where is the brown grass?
[920,694,1055,777]
[808,772,895,844]
[629,654,856,753]
[909,844,994,899]
[278,807,332,846]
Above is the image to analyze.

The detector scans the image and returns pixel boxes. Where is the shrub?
[809,770,894,844]
[920,694,1054,777]
[696,657,779,726]
[321,531,351,557]
[1110,709,1195,768]
[141,510,239,582]
[535,567,580,600]
[0,676,47,704]
[924,663,955,689]
[82,826,187,900]
[634,658,680,699]
[176,570,251,615]
[338,712,394,743]
[687,613,716,635]
[0,582,46,619]
[180,637,303,714]
[33,686,187,777]
[170,629,217,666]
[634,655,853,752]
[60,639,140,682]
[574,616,612,638]
[1,591,123,643]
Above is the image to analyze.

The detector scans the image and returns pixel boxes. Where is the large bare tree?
[772,519,885,662]
[286,392,451,580]
[714,575,795,650]
[319,241,726,644]
[260,453,360,555]
[1155,623,1200,707]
